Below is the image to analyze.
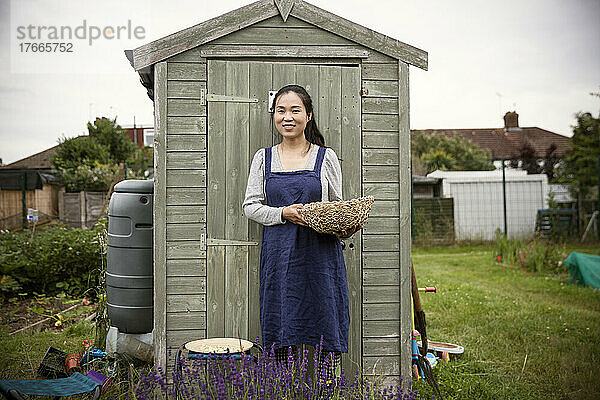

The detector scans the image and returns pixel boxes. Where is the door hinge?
[201,89,258,105]
[207,238,259,246]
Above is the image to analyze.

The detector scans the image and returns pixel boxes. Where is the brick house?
[411,111,570,161]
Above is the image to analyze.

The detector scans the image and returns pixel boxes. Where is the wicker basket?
[298,196,374,236]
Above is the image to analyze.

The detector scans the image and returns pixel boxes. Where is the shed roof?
[130,0,428,71]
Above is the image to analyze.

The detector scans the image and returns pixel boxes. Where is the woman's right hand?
[282,204,308,226]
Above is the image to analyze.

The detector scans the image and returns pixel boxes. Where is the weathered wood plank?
[398,62,412,383]
[166,170,206,187]
[363,269,399,286]
[166,223,206,241]
[363,183,398,200]
[167,81,206,98]
[153,61,168,368]
[166,152,207,170]
[167,135,207,151]
[133,0,278,69]
[363,235,400,252]
[362,132,398,149]
[167,312,206,330]
[224,61,250,339]
[248,61,273,344]
[363,50,396,64]
[362,166,398,183]
[363,252,399,269]
[272,63,296,89]
[362,114,398,132]
[370,200,398,217]
[363,356,399,375]
[363,286,399,303]
[291,1,427,70]
[361,63,398,80]
[363,338,400,356]
[167,99,207,117]
[167,63,207,81]
[167,117,206,135]
[166,188,206,206]
[362,149,398,165]
[340,65,362,378]
[318,66,342,152]
[363,320,400,338]
[166,259,207,276]
[166,242,206,259]
[295,64,320,109]
[363,375,402,389]
[361,80,398,98]
[363,303,399,321]
[166,329,206,347]
[166,205,206,223]
[198,44,369,58]
[363,217,399,235]
[166,294,206,313]
[211,27,354,46]
[362,98,398,114]
[166,276,206,294]
[167,50,207,63]
[207,59,227,338]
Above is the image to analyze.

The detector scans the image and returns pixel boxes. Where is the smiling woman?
[243,84,358,381]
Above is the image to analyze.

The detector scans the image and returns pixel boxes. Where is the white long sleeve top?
[242,144,343,226]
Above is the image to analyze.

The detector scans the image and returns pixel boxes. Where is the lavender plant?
[132,338,430,400]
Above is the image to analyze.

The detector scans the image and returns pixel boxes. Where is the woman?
[242,85,360,378]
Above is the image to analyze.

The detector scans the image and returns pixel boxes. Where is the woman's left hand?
[337,224,362,239]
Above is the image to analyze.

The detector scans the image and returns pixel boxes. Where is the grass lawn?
[412,244,600,400]
[0,320,95,379]
[0,244,598,400]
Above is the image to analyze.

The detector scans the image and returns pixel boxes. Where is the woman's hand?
[337,224,363,239]
[282,204,308,226]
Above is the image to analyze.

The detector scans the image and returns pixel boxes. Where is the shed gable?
[131,0,427,70]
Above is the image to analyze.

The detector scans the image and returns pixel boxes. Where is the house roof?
[411,127,570,160]
[130,0,428,71]
[1,145,59,170]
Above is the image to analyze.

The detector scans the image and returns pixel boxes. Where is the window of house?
[144,129,154,146]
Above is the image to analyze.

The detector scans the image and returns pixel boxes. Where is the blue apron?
[259,146,350,353]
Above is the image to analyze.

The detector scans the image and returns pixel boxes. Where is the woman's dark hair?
[271,84,326,147]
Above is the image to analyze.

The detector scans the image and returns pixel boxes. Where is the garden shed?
[128,0,427,384]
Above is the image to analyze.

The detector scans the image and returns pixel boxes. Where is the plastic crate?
[37,346,67,378]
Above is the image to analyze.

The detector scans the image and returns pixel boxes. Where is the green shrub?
[0,220,106,299]
[494,230,567,274]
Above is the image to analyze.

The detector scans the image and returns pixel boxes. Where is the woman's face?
[274,92,312,140]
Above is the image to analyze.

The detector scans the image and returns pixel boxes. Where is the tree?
[51,136,110,170]
[561,111,600,198]
[411,132,495,174]
[87,117,135,164]
[51,117,137,192]
[509,142,560,180]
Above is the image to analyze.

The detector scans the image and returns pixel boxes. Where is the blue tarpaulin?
[563,252,600,289]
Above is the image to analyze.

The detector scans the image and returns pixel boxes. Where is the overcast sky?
[0,0,598,164]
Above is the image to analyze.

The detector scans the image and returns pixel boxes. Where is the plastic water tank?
[107,179,154,334]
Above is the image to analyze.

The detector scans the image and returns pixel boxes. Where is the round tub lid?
[185,337,254,354]
[114,179,154,194]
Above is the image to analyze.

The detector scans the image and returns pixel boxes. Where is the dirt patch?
[0,297,95,334]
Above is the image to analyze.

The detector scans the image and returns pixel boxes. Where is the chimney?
[504,111,519,129]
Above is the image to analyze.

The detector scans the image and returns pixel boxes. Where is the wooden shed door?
[206,61,361,365]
